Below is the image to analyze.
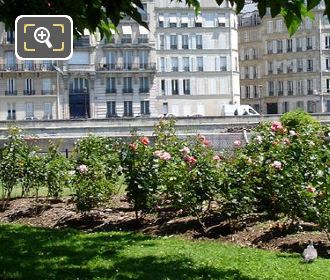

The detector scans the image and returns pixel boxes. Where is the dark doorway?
[267,103,278,114]
[69,92,90,118]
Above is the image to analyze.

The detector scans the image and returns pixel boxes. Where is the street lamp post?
[83,87,88,119]
[257,84,263,116]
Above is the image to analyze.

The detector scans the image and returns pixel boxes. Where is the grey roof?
[240,3,258,15]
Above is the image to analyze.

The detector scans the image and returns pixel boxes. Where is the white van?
[221,105,260,116]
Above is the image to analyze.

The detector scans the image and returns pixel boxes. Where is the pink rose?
[307,185,316,193]
[272,161,282,170]
[180,147,190,155]
[129,143,138,151]
[78,164,88,174]
[197,134,206,142]
[233,140,241,147]
[159,152,171,161]
[184,155,197,166]
[203,140,211,147]
[271,121,283,132]
[154,150,162,157]
[213,155,221,161]
[283,138,290,145]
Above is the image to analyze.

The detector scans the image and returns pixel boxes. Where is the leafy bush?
[70,135,122,212]
[280,110,320,131]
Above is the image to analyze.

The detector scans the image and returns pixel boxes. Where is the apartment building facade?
[239,1,330,114]
[0,0,239,120]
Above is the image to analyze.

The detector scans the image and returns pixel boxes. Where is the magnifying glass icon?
[34,27,53,48]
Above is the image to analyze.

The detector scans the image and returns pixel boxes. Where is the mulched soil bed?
[1,197,330,258]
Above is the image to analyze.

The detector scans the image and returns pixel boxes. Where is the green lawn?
[0,224,329,280]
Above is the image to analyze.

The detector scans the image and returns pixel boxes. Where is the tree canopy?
[0,0,327,37]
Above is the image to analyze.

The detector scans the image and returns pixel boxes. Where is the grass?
[0,224,329,280]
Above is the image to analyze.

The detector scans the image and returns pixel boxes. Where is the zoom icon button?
[15,15,73,60]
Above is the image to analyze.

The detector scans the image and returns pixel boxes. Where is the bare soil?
[1,197,329,258]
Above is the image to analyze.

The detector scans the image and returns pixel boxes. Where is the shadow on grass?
[0,224,257,280]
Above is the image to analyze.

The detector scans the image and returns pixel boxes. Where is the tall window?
[196,35,203,49]
[42,78,52,95]
[170,35,177,49]
[307,37,313,49]
[123,51,132,70]
[326,58,330,70]
[159,35,165,50]
[160,57,165,72]
[6,79,16,95]
[197,57,203,71]
[123,77,133,93]
[139,51,149,69]
[43,102,52,119]
[182,35,189,49]
[171,80,178,95]
[267,21,273,33]
[307,80,313,94]
[106,52,116,70]
[139,77,149,93]
[276,19,282,32]
[326,36,330,49]
[158,15,164,28]
[297,59,303,72]
[24,79,34,95]
[183,79,190,95]
[7,103,16,120]
[195,16,202,27]
[277,81,284,96]
[296,101,304,109]
[307,59,313,72]
[327,79,330,93]
[287,39,292,52]
[282,102,289,113]
[106,77,116,93]
[268,61,273,74]
[246,86,250,98]
[161,79,166,95]
[268,81,274,96]
[296,38,302,51]
[267,41,273,54]
[287,81,293,95]
[106,101,116,117]
[183,57,189,71]
[25,102,34,118]
[140,101,150,115]
[123,101,133,117]
[297,80,303,95]
[169,15,177,28]
[171,57,178,72]
[277,40,283,53]
[5,51,15,69]
[70,78,88,93]
[220,56,227,71]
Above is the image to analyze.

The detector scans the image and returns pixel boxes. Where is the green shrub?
[280,111,320,131]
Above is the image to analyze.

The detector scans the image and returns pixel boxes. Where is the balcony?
[296,47,302,52]
[277,68,283,74]
[267,49,273,54]
[182,44,189,50]
[139,88,149,93]
[172,67,178,72]
[287,67,293,73]
[307,67,313,72]
[278,91,284,96]
[66,64,94,72]
[307,90,314,95]
[121,38,132,44]
[184,90,190,95]
[70,89,88,94]
[287,48,292,52]
[307,45,313,50]
[43,114,53,120]
[277,49,283,53]
[221,66,228,71]
[138,37,149,44]
[287,90,293,96]
[197,66,204,72]
[196,44,203,49]
[23,90,36,96]
[269,91,274,96]
[106,88,117,94]
[5,90,17,96]
[297,67,303,72]
[123,88,133,93]
[183,66,190,72]
[97,63,156,71]
[0,64,54,72]
[41,90,55,95]
[172,90,179,95]
[268,69,273,74]
[170,44,178,50]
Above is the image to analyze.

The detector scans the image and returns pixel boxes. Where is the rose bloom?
[180,147,190,155]
[140,136,150,145]
[154,150,162,157]
[233,140,241,147]
[184,155,197,166]
[283,138,290,145]
[197,134,206,142]
[289,130,297,136]
[78,164,88,174]
[306,185,316,193]
[129,143,138,151]
[203,139,211,147]
[213,155,221,161]
[271,121,283,132]
[159,152,171,161]
[272,160,283,170]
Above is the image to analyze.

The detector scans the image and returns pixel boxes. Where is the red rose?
[129,143,138,151]
[140,136,150,145]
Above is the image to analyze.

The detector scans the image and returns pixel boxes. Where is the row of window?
[105,77,149,93]
[160,79,191,95]
[159,56,229,72]
[268,80,315,97]
[157,13,229,29]
[266,37,314,54]
[5,78,53,95]
[263,101,320,115]
[266,59,315,74]
[159,34,204,50]
[7,102,53,120]
[106,101,150,117]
